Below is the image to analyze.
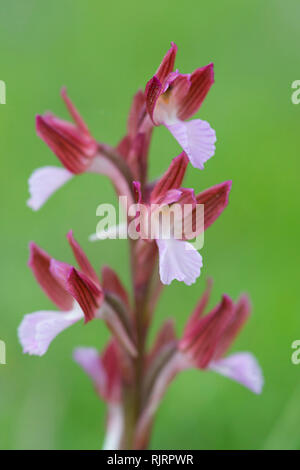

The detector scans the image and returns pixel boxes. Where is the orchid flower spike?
[20,43,263,450]
[145,42,216,169]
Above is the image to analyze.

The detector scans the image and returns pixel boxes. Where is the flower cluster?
[19,43,263,450]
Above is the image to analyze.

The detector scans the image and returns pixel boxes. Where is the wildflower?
[132,153,231,285]
[145,43,216,169]
[28,88,134,210]
[178,281,263,393]
[18,231,136,356]
[20,44,263,450]
[136,281,263,446]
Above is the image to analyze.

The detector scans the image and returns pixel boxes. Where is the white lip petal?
[209,352,264,394]
[18,305,83,356]
[156,238,202,286]
[166,119,216,169]
[27,166,73,211]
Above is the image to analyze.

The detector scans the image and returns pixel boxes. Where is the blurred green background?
[0,0,299,450]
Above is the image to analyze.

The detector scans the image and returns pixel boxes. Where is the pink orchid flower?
[132,153,231,286]
[28,88,134,210]
[135,281,263,446]
[145,42,216,169]
[18,232,103,355]
[18,231,136,357]
[178,281,263,393]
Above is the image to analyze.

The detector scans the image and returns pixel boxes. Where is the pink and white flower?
[145,43,216,169]
[28,88,134,210]
[18,232,104,355]
[136,282,263,446]
[18,232,136,357]
[132,153,231,286]
[178,280,264,393]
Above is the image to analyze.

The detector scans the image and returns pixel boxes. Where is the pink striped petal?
[155,42,177,84]
[166,119,216,169]
[66,230,99,285]
[27,166,73,211]
[28,242,73,311]
[145,76,162,124]
[214,295,251,360]
[61,87,90,134]
[101,266,130,310]
[150,152,189,203]
[209,352,264,394]
[126,133,149,181]
[196,181,232,230]
[50,260,103,323]
[181,279,213,343]
[18,305,83,356]
[127,89,146,138]
[101,340,122,401]
[117,135,131,159]
[185,295,235,369]
[36,115,97,174]
[177,64,214,121]
[156,238,202,286]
